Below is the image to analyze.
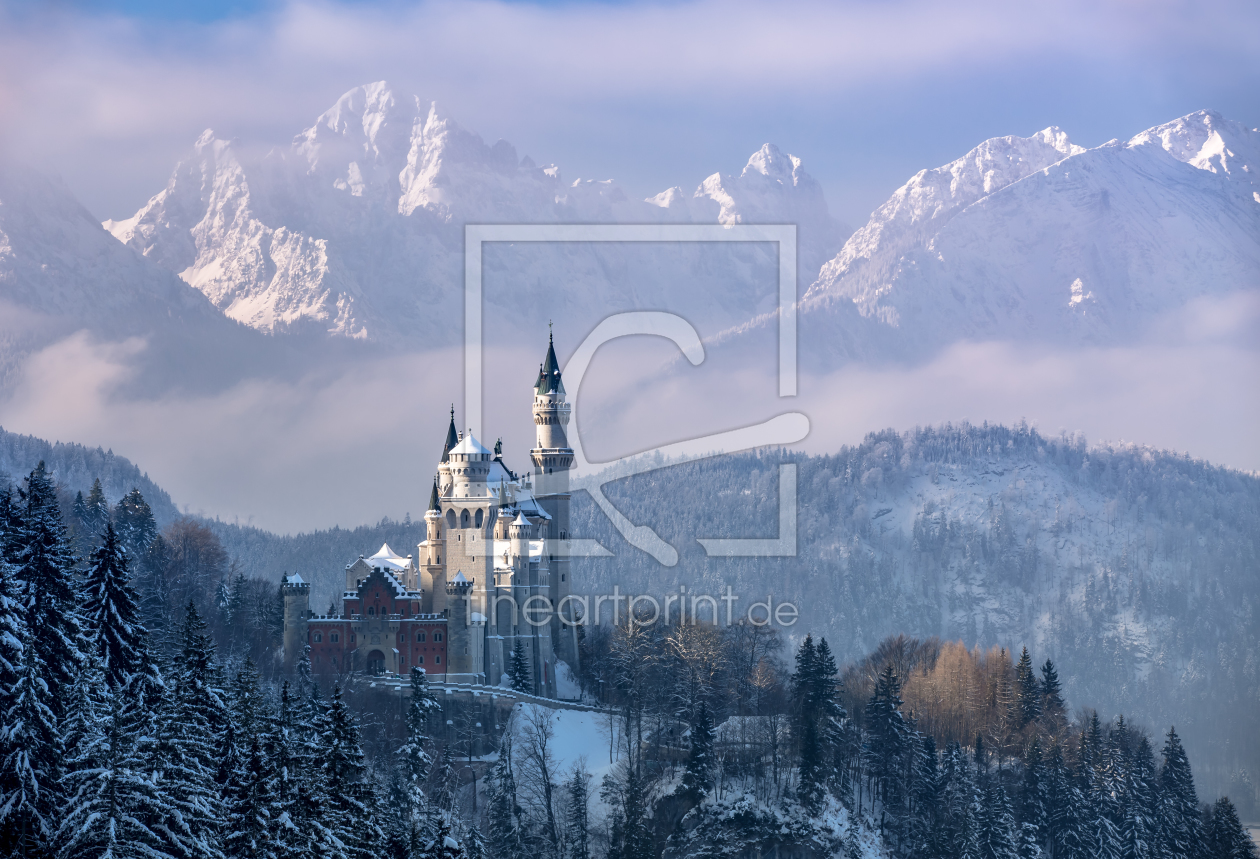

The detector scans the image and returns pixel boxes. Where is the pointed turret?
[534,330,565,396]
[428,479,441,512]
[440,405,459,463]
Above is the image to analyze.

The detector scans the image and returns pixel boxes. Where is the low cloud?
[1,313,1255,535]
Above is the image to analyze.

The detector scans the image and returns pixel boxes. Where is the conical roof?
[534,331,565,395]
[440,405,459,462]
[428,479,440,512]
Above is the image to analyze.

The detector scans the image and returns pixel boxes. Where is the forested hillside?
[1,420,1255,815]
[0,427,178,524]
[570,424,1260,814]
[0,456,1254,857]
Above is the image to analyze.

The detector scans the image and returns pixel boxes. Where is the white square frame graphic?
[462,223,801,562]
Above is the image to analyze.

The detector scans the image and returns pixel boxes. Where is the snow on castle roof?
[367,543,410,572]
[449,430,491,456]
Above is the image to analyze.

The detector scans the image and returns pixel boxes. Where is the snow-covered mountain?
[778,110,1260,366]
[0,165,279,391]
[105,82,845,344]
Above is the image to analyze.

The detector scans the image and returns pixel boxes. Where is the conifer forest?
[0,460,1255,858]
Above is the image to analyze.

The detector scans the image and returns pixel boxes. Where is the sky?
[2,0,1258,229]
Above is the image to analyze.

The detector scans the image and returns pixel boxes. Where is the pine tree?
[83,522,151,693]
[14,462,85,707]
[57,695,169,859]
[979,780,1020,859]
[1119,737,1158,859]
[508,640,532,693]
[1039,660,1066,728]
[423,815,466,859]
[863,665,910,825]
[465,826,488,859]
[322,684,376,858]
[398,666,441,849]
[681,698,714,802]
[486,735,524,859]
[0,629,61,855]
[564,764,590,859]
[1203,797,1259,859]
[1157,727,1201,859]
[1014,647,1041,729]
[223,732,274,858]
[150,600,226,858]
[1017,739,1047,859]
[113,488,157,560]
[71,478,110,559]
[264,681,327,859]
[1044,744,1085,859]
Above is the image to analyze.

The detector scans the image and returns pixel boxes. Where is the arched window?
[434,655,441,665]
[434,632,443,642]
[418,632,426,642]
[313,632,322,643]
[474,509,484,528]
[368,606,375,616]
[445,509,457,529]
[460,509,471,528]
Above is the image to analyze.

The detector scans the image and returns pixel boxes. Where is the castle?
[282,333,576,698]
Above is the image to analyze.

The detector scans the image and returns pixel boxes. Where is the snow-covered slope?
[106,82,844,344]
[790,110,1260,364]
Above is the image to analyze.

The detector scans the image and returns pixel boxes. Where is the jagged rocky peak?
[1128,109,1260,194]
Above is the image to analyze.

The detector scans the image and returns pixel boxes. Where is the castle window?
[368,607,375,616]
[461,509,470,528]
[435,655,441,664]
[330,633,339,643]
[475,509,484,528]
[313,632,323,643]
[434,632,443,642]
[417,655,424,664]
[418,632,426,642]
[350,634,356,643]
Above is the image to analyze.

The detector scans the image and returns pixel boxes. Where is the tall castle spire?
[440,404,459,463]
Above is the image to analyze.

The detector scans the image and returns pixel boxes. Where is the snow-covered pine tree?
[401,667,440,807]
[1156,727,1201,859]
[863,664,910,827]
[113,488,158,561]
[423,814,466,859]
[564,763,590,859]
[83,522,150,693]
[1016,739,1047,859]
[223,731,274,858]
[71,478,111,559]
[151,600,227,858]
[0,629,61,855]
[56,695,169,859]
[264,681,328,859]
[680,698,714,802]
[1118,736,1158,859]
[1013,647,1041,730]
[1090,811,1122,859]
[321,684,378,858]
[486,735,524,859]
[464,825,488,859]
[906,733,943,859]
[14,462,85,707]
[508,640,532,693]
[941,742,982,859]
[979,780,1020,859]
[1203,797,1259,859]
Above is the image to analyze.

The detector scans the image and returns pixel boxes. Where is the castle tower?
[419,479,446,615]
[446,571,483,682]
[281,573,311,671]
[531,331,578,671]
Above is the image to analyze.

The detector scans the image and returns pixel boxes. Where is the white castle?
[283,333,576,697]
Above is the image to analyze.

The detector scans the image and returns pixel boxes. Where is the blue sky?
[2,0,1257,228]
